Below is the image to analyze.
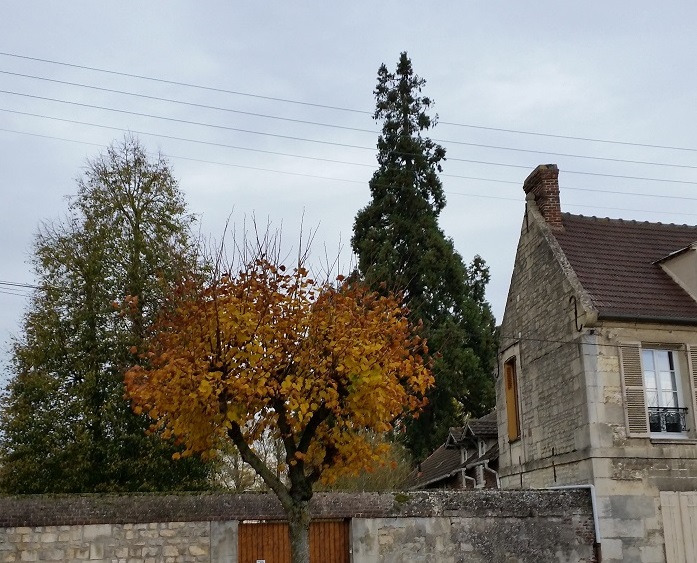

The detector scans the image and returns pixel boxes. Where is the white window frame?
[619,343,697,439]
[641,348,688,437]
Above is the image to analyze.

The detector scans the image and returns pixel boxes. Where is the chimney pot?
[523,164,562,230]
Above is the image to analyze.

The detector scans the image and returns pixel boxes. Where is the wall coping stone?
[0,489,591,527]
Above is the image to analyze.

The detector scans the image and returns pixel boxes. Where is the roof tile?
[554,214,697,322]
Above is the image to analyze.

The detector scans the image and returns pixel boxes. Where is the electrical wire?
[0,281,40,289]
[4,103,697,186]
[0,51,370,115]
[0,113,378,168]
[3,50,697,153]
[3,127,697,219]
[437,121,697,154]
[0,91,374,151]
[0,289,32,297]
[0,70,377,134]
[3,71,697,170]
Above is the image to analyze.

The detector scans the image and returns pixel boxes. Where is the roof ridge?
[562,212,697,229]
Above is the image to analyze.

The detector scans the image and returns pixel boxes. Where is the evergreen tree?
[0,136,211,493]
[352,53,497,459]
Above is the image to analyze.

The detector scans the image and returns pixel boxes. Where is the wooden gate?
[238,519,350,563]
[661,491,697,563]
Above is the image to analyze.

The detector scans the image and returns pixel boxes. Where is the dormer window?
[656,242,697,303]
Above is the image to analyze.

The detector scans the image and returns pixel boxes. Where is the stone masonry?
[0,490,597,563]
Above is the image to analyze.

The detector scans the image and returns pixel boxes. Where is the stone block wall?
[0,490,597,563]
[1,521,213,563]
[498,202,592,486]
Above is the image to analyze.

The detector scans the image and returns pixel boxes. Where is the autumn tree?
[352,52,498,459]
[125,241,433,563]
[0,136,211,493]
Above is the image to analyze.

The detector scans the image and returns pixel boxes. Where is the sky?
[2,2,697,383]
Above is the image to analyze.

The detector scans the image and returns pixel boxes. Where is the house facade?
[498,164,697,563]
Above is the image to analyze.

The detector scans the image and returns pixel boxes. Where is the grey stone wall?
[498,201,592,488]
[0,490,596,563]
[352,513,595,563]
[1,521,213,563]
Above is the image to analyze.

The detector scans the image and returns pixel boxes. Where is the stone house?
[405,411,499,490]
[497,163,697,563]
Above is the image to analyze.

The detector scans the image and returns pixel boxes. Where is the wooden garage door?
[238,519,350,563]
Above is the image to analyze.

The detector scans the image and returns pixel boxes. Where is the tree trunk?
[288,500,311,563]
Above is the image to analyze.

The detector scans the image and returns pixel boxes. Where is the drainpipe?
[482,462,501,489]
[545,484,601,562]
[460,471,476,489]
[465,459,501,489]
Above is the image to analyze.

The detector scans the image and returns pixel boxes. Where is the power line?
[4,71,697,171]
[0,91,374,151]
[435,139,697,170]
[4,102,697,186]
[438,122,697,154]
[0,281,39,289]
[0,51,370,115]
[4,127,697,219]
[498,334,636,350]
[3,50,697,154]
[0,70,377,134]
[443,173,697,202]
[0,112,377,168]
[0,289,31,297]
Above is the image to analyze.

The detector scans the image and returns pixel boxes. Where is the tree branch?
[227,422,293,511]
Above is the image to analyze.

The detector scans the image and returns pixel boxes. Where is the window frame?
[620,343,697,439]
[641,348,688,436]
[503,356,521,442]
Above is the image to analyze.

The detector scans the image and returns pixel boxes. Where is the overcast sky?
[2,2,697,383]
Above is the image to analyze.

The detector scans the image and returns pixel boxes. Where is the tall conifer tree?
[0,137,211,492]
[352,53,497,458]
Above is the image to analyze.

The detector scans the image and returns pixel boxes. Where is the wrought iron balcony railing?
[648,407,688,433]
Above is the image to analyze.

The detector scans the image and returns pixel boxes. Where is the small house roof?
[404,411,499,489]
[465,411,498,439]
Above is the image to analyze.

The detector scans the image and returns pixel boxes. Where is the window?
[642,349,688,433]
[620,344,697,437]
[504,357,520,441]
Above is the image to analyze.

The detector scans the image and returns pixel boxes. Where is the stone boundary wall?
[0,490,589,526]
[0,490,597,562]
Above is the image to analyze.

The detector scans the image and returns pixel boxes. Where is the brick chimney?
[523,164,562,231]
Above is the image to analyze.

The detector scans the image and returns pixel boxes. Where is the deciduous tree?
[352,53,498,459]
[0,136,210,492]
[126,242,433,563]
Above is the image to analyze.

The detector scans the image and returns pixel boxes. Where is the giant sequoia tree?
[352,53,498,459]
[0,137,210,492]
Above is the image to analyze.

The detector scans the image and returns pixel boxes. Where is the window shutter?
[619,344,649,437]
[687,345,697,432]
[504,360,520,441]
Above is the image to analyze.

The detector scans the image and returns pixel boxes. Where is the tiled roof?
[405,411,499,489]
[465,411,498,438]
[447,427,465,444]
[554,214,697,322]
[403,444,464,489]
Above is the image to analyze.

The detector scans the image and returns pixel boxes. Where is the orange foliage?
[125,258,433,484]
